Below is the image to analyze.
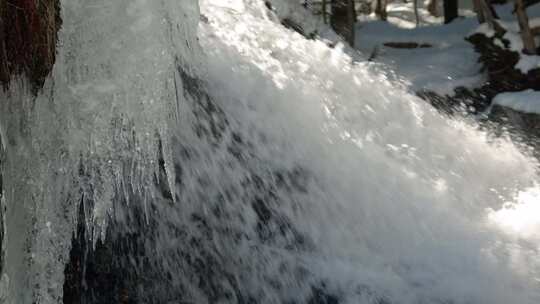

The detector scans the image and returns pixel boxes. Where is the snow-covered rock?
[493,89,540,114]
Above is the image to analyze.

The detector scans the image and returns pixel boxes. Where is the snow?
[472,17,540,74]
[516,55,540,74]
[472,22,495,37]
[493,89,540,114]
[496,15,540,73]
[469,4,540,74]
[382,2,443,28]
[496,3,540,22]
[356,11,483,96]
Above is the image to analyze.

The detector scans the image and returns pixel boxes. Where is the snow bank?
[493,89,540,114]
[471,22,495,38]
[471,13,540,73]
[357,18,483,95]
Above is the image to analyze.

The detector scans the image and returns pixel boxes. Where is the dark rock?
[263,1,317,40]
[0,0,62,93]
[419,31,540,114]
[281,18,306,37]
[466,33,540,92]
[418,31,540,158]
[489,104,540,156]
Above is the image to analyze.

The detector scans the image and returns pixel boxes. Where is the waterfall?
[0,0,539,303]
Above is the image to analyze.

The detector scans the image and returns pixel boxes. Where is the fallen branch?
[383,42,432,49]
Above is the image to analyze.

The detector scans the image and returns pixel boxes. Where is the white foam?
[199,0,540,302]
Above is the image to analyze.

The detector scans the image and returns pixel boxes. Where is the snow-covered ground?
[356,1,540,112]
[356,18,484,95]
[494,4,540,73]
[355,3,483,96]
[492,90,540,114]
[472,4,540,74]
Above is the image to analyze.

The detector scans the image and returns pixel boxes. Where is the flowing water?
[0,0,539,303]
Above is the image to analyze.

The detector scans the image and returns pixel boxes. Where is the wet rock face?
[490,105,540,155]
[467,33,540,153]
[0,0,61,93]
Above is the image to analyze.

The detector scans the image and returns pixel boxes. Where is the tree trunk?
[375,0,388,20]
[473,0,505,34]
[444,0,458,24]
[427,0,440,17]
[515,0,537,54]
[473,0,486,23]
[414,0,420,26]
[323,0,328,24]
[476,0,494,25]
[331,0,356,45]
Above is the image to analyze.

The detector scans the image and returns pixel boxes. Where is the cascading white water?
[197,0,540,303]
[0,0,539,303]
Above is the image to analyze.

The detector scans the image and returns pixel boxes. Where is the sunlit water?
[199,0,540,302]
[0,0,539,303]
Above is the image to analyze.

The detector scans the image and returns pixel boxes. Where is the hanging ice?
[0,0,201,302]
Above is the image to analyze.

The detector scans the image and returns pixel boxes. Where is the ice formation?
[0,0,201,302]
